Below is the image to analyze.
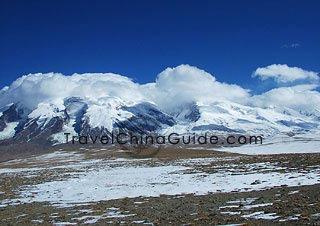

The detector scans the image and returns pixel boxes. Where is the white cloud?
[0,65,250,113]
[149,64,250,111]
[0,64,319,115]
[250,84,320,112]
[253,64,319,83]
[0,72,146,110]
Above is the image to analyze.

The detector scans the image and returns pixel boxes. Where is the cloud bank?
[0,72,146,109]
[146,65,249,111]
[253,64,319,83]
[0,64,319,114]
[250,84,320,112]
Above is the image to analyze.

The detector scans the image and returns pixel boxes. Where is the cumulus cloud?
[0,65,250,113]
[0,64,319,115]
[250,84,320,112]
[149,65,250,111]
[0,72,146,110]
[253,64,319,83]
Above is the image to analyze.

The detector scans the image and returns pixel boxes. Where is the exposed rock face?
[0,104,21,132]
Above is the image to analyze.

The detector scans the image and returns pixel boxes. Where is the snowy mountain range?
[0,65,319,146]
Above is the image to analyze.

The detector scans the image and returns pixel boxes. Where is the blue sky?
[1,0,319,93]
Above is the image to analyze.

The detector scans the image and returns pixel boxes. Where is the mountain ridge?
[0,97,319,146]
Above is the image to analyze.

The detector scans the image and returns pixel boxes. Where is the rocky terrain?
[0,147,319,225]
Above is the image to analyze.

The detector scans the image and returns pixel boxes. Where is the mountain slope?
[0,97,319,146]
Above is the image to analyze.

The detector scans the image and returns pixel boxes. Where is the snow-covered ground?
[220,133,320,155]
[0,151,319,208]
[18,166,319,207]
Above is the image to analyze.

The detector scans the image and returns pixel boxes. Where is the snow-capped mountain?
[0,98,178,145]
[163,101,320,135]
[0,65,319,146]
[0,97,319,145]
